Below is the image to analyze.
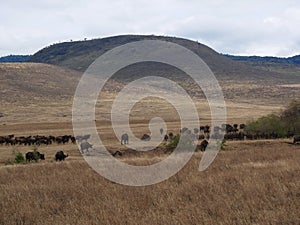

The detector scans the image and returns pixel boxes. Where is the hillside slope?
[28,35,299,83]
[0,63,81,101]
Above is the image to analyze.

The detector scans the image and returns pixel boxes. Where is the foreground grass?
[0,140,299,225]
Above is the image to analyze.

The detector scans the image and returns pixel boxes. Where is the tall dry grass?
[0,140,299,225]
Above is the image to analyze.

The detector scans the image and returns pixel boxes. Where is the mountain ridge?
[0,55,31,62]
[27,34,300,83]
[2,53,300,65]
[224,54,300,65]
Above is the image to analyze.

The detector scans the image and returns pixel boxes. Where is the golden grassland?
[0,140,299,225]
[1,62,300,224]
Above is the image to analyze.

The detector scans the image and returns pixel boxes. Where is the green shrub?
[14,152,25,164]
[245,114,287,137]
[219,139,227,150]
[166,133,195,151]
[166,134,180,150]
[281,99,300,134]
[245,99,300,137]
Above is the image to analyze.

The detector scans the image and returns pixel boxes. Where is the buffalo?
[294,135,300,144]
[55,151,68,161]
[141,134,151,141]
[75,134,91,142]
[199,140,208,151]
[164,134,169,142]
[112,150,123,157]
[80,141,93,153]
[25,151,45,162]
[121,133,129,145]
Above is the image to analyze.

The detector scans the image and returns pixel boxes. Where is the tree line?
[245,99,300,137]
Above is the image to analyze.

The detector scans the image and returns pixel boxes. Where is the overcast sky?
[1,0,300,57]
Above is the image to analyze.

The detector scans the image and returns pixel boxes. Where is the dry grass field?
[0,140,299,225]
[0,61,300,224]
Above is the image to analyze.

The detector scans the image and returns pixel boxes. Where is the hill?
[0,55,31,62]
[27,35,300,83]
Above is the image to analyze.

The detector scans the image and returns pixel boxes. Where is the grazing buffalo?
[141,134,151,141]
[75,134,91,142]
[80,141,93,153]
[25,151,45,162]
[112,151,123,157]
[121,133,129,145]
[198,134,205,140]
[239,124,246,130]
[55,151,68,161]
[180,127,189,133]
[164,134,169,142]
[294,135,300,144]
[199,140,208,151]
[203,125,210,134]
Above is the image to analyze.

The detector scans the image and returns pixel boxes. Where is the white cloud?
[0,0,300,56]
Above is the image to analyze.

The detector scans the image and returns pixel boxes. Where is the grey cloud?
[0,0,300,56]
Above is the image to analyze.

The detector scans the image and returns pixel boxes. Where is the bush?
[219,139,227,150]
[245,99,300,137]
[14,152,25,164]
[166,133,195,151]
[281,99,300,134]
[245,114,287,137]
[166,134,180,150]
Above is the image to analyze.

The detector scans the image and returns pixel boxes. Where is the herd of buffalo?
[155,123,299,144]
[0,134,81,163]
[0,123,299,163]
[0,134,76,146]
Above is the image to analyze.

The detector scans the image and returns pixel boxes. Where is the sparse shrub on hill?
[165,134,195,151]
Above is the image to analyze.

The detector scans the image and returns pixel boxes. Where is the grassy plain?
[0,140,299,225]
[0,62,300,224]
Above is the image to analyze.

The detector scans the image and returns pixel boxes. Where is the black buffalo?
[112,150,123,157]
[199,140,208,151]
[55,151,68,161]
[294,135,300,144]
[121,133,129,145]
[25,151,45,162]
[141,134,151,141]
[164,134,169,142]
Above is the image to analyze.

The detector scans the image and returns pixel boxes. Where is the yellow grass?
[1,62,300,224]
[0,140,299,224]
